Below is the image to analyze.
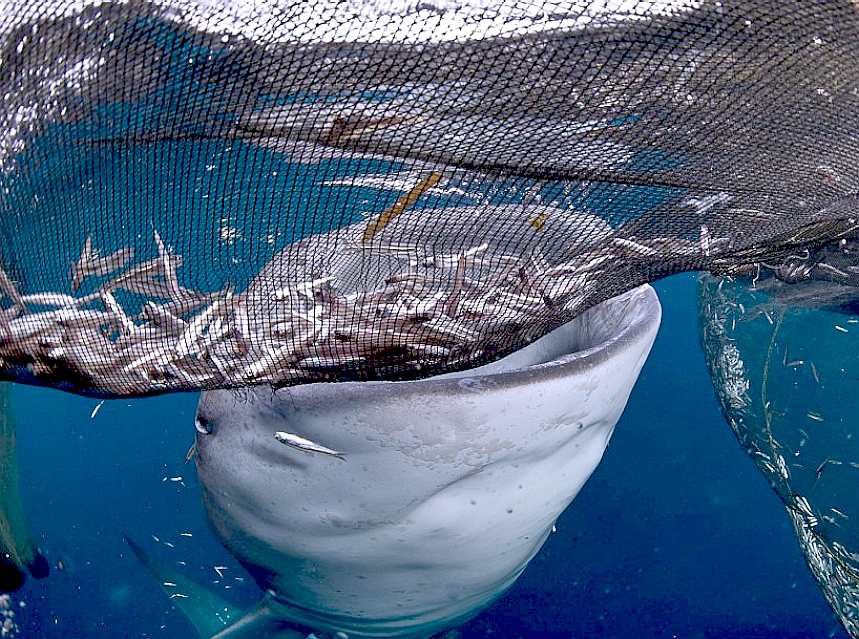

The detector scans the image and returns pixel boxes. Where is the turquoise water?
[5,273,846,638]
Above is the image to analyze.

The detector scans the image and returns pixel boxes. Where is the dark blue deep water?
[5,274,847,638]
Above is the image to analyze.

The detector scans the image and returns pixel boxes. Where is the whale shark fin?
[123,534,244,638]
[209,594,305,639]
[0,383,49,591]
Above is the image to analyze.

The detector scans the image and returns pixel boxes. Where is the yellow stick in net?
[362,172,443,244]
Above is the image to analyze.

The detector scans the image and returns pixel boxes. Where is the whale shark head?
[194,284,661,638]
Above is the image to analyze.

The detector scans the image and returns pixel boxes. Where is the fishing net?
[699,273,859,638]
[1,0,859,397]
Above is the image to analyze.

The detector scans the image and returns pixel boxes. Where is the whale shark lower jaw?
[194,284,661,638]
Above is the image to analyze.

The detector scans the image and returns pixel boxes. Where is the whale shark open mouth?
[190,283,660,638]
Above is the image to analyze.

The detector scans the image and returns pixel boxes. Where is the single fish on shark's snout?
[273,431,345,460]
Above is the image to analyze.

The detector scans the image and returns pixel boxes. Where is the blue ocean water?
[5,273,846,638]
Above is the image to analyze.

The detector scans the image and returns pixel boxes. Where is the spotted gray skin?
[194,284,661,639]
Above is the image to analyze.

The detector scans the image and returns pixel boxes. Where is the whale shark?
[128,282,660,638]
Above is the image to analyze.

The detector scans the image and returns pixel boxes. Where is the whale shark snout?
[194,284,661,638]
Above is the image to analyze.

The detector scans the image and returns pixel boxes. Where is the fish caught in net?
[0,0,858,397]
[699,271,859,637]
[4,1,859,637]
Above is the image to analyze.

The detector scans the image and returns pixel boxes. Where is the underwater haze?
[5,273,847,638]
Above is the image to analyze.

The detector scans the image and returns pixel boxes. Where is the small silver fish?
[175,298,225,358]
[71,237,134,292]
[274,431,345,460]
[0,266,24,309]
[90,400,105,420]
[611,237,660,257]
[101,290,135,334]
[141,302,187,332]
[21,292,77,308]
[810,361,821,384]
[154,230,184,301]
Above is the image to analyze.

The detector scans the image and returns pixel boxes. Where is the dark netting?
[1,0,859,396]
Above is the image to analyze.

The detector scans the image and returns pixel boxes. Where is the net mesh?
[699,273,859,637]
[1,0,858,396]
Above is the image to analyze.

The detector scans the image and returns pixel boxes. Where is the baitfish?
[273,431,345,461]
[71,236,134,292]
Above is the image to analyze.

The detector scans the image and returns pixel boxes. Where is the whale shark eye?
[194,416,212,435]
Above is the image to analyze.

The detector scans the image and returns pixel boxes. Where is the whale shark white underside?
[128,283,661,638]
